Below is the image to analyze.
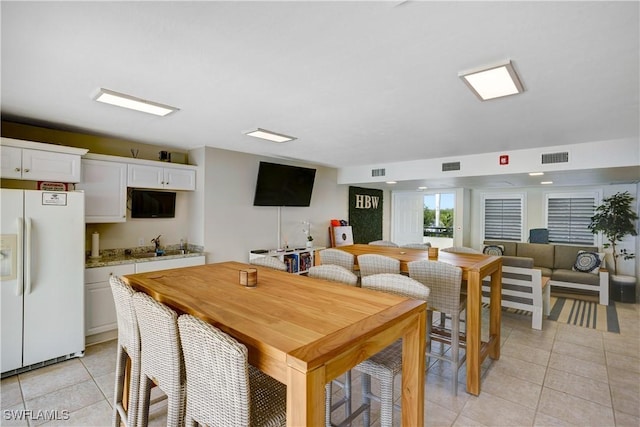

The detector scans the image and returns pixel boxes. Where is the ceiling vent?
[541,152,569,164]
[371,168,386,177]
[442,161,461,172]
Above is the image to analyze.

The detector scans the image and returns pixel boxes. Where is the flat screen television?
[131,189,176,218]
[253,162,316,207]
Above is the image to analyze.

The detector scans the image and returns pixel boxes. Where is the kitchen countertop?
[86,251,205,269]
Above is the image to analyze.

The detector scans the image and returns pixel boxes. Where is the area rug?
[482,297,620,333]
[547,297,620,333]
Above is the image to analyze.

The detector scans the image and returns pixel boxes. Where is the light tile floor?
[1,302,638,426]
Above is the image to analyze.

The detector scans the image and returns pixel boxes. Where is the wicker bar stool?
[357,254,400,278]
[109,276,141,427]
[308,264,358,426]
[400,243,432,250]
[367,240,399,247]
[178,314,286,427]
[132,292,186,427]
[249,256,287,271]
[353,273,430,427]
[408,260,465,395]
[318,248,356,272]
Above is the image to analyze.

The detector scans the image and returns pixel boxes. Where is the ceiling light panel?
[459,60,524,101]
[94,88,178,116]
[244,128,296,143]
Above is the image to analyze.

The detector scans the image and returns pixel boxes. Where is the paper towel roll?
[91,232,100,258]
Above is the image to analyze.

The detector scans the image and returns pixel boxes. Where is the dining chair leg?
[451,312,460,396]
[166,388,185,427]
[362,374,372,427]
[137,376,152,427]
[113,348,140,427]
[378,371,394,427]
[112,347,126,427]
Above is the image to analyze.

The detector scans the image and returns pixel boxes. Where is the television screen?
[253,162,316,207]
[131,190,176,218]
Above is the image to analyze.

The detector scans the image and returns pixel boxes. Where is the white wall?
[189,147,349,263]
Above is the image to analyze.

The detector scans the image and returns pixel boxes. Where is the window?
[424,193,455,238]
[545,192,600,245]
[482,194,524,241]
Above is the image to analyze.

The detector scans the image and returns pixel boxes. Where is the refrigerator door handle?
[16,217,24,296]
[25,217,32,295]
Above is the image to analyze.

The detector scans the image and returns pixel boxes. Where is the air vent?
[442,161,461,172]
[371,168,386,177]
[541,152,569,164]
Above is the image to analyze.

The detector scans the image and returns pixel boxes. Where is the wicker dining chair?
[400,243,432,250]
[177,314,286,427]
[308,264,358,286]
[109,276,141,427]
[249,256,288,271]
[308,264,358,425]
[408,260,465,395]
[368,240,399,247]
[353,273,430,427]
[132,292,186,427]
[357,254,401,278]
[440,246,480,254]
[318,248,356,271]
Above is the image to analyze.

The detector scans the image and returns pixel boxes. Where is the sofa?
[483,241,609,305]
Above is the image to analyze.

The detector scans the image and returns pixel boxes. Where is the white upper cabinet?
[0,138,87,182]
[76,158,127,223]
[127,163,196,191]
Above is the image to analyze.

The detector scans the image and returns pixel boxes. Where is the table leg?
[286,364,325,426]
[466,270,482,396]
[402,309,426,426]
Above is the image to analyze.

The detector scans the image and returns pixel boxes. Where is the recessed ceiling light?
[529,172,544,176]
[418,186,428,190]
[541,181,553,185]
[459,60,524,101]
[244,128,296,143]
[93,88,178,116]
[386,181,397,185]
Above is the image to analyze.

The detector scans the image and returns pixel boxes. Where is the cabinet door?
[22,149,82,182]
[127,164,164,189]
[85,264,135,336]
[77,159,127,223]
[135,256,205,273]
[0,146,23,179]
[163,167,196,191]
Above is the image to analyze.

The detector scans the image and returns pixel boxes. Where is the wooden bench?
[482,257,550,330]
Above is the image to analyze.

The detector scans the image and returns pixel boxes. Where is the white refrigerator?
[1,189,85,374]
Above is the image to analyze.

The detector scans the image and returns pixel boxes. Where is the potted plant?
[588,191,638,275]
[303,221,314,248]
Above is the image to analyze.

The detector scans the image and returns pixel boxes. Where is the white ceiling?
[1,1,639,188]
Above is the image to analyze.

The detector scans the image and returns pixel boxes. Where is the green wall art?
[348,186,383,244]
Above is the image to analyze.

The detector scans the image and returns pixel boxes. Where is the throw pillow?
[483,245,504,256]
[573,251,603,274]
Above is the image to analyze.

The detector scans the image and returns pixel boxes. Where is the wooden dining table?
[123,260,427,426]
[322,244,502,396]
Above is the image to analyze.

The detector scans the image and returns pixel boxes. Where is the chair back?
[441,246,480,254]
[250,256,287,271]
[401,243,432,250]
[110,276,140,357]
[357,254,401,277]
[308,265,358,286]
[319,248,355,271]
[368,240,399,247]
[361,273,430,301]
[132,292,184,391]
[178,314,252,426]
[408,260,462,314]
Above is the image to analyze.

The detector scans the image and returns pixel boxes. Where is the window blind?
[547,197,595,244]
[484,198,522,241]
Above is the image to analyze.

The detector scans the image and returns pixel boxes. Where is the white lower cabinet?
[85,264,135,336]
[134,255,205,273]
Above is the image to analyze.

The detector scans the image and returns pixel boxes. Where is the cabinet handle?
[24,168,30,173]
[14,167,21,172]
